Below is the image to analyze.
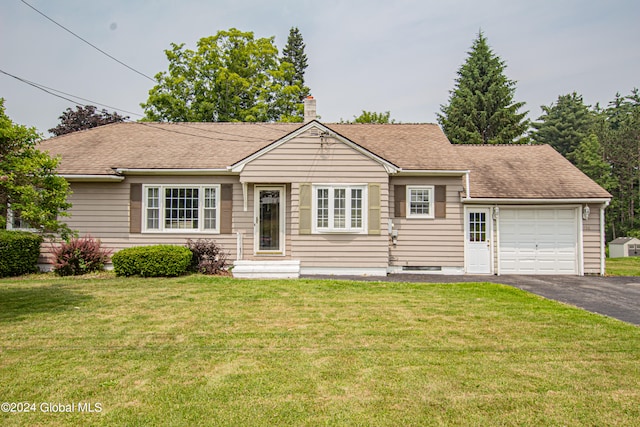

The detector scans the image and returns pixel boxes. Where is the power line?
[0,68,142,117]
[20,0,157,83]
[1,68,290,143]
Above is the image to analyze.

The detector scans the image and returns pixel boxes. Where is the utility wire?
[20,0,157,83]
[0,68,142,117]
[0,68,276,142]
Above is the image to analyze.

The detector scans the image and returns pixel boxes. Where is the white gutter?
[395,169,470,177]
[462,197,612,205]
[115,168,234,176]
[60,174,125,182]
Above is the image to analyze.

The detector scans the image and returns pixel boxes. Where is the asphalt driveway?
[304,274,640,326]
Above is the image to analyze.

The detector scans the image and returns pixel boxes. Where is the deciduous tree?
[49,105,128,136]
[0,99,71,236]
[141,28,308,123]
[341,111,396,124]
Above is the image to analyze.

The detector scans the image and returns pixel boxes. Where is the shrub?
[0,230,44,277]
[186,239,229,275]
[112,245,192,277]
[52,235,112,276]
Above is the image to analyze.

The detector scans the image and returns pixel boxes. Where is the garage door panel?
[499,208,578,275]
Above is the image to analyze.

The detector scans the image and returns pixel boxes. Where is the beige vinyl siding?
[241,130,389,270]
[389,176,465,268]
[42,177,241,267]
[583,203,604,274]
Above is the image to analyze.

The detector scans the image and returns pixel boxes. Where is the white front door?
[254,186,285,255]
[466,208,492,274]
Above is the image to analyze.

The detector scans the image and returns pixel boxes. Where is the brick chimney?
[303,96,316,123]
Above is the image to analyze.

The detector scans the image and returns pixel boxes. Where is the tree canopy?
[282,27,310,101]
[0,99,71,237]
[49,105,128,136]
[531,92,595,161]
[341,111,396,124]
[141,28,310,123]
[531,88,640,240]
[437,31,529,144]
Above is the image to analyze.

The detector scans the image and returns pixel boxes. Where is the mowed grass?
[1,275,639,426]
[607,256,640,276]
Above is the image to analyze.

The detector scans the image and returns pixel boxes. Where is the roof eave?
[114,168,236,176]
[462,197,611,205]
[60,174,125,182]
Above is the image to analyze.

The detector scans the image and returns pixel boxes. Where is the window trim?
[142,184,221,233]
[6,205,37,232]
[312,184,368,233]
[406,185,435,219]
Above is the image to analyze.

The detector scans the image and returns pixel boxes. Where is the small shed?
[609,237,640,258]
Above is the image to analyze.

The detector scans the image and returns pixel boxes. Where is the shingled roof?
[456,144,611,199]
[37,121,611,200]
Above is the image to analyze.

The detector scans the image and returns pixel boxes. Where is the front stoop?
[232,260,301,279]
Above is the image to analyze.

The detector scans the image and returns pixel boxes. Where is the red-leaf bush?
[52,235,111,276]
[186,239,228,275]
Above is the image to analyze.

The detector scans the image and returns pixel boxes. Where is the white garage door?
[499,208,578,274]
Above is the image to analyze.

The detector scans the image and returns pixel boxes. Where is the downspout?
[600,202,609,276]
[494,205,500,276]
[465,171,470,199]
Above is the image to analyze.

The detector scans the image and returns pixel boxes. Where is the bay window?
[313,185,366,232]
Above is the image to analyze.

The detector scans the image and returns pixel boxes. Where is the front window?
[6,206,34,231]
[144,185,219,232]
[314,185,366,232]
[407,186,434,219]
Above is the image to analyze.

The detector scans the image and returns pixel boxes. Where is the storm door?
[254,186,285,254]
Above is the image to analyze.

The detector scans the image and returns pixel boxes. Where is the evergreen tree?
[532,92,595,162]
[572,133,613,190]
[437,31,529,144]
[282,27,310,100]
[597,90,640,238]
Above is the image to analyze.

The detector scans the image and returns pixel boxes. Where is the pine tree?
[437,31,529,144]
[282,27,310,100]
[532,92,595,162]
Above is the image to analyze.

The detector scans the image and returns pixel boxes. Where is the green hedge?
[111,245,192,277]
[0,230,44,277]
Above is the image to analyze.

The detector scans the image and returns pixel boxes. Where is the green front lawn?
[1,274,638,426]
[607,256,640,276]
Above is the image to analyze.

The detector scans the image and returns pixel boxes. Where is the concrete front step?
[232,260,301,279]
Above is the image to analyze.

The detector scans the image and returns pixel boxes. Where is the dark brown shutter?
[130,183,142,233]
[394,185,406,218]
[220,184,233,234]
[435,185,446,218]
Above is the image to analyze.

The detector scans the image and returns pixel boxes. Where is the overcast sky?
[1,0,639,136]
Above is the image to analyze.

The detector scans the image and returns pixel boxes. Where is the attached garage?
[498,208,579,274]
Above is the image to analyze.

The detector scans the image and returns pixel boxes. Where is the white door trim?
[254,185,286,255]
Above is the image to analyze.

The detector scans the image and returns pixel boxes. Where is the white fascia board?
[115,168,234,176]
[230,120,400,174]
[396,169,470,176]
[60,174,125,182]
[462,197,611,205]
